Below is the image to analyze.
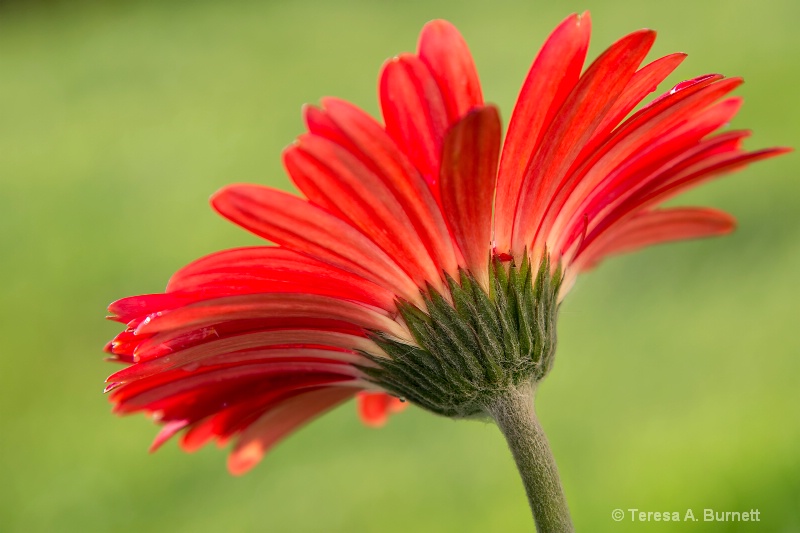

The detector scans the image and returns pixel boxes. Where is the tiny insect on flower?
[104,12,787,526]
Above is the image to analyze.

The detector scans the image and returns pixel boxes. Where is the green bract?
[361,255,562,419]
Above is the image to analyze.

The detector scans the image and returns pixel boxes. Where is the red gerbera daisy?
[105,13,787,531]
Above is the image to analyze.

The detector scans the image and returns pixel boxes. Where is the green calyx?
[360,254,563,419]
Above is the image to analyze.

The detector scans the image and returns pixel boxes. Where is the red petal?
[186,382,336,449]
[133,293,405,340]
[316,98,462,275]
[553,94,747,255]
[228,387,354,475]
[356,391,408,428]
[127,317,362,362]
[167,246,395,310]
[149,419,189,452]
[285,135,443,288]
[109,329,380,384]
[112,363,355,415]
[511,28,656,257]
[646,147,790,206]
[211,185,422,304]
[180,417,216,452]
[302,104,354,151]
[578,52,687,162]
[577,146,789,257]
[417,19,483,122]
[576,207,736,270]
[494,12,591,252]
[380,53,450,192]
[440,106,501,286]
[109,293,196,324]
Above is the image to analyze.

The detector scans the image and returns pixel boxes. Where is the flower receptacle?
[361,255,562,419]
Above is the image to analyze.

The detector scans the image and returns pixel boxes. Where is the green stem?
[488,384,573,533]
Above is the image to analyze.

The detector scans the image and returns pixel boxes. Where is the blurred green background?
[1,0,798,531]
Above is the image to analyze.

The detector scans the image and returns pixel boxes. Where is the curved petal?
[511,28,656,257]
[552,88,747,255]
[109,329,384,383]
[180,379,361,454]
[417,19,483,122]
[575,52,687,166]
[228,387,355,475]
[166,246,396,311]
[576,145,789,258]
[356,391,408,427]
[309,98,462,275]
[575,207,736,270]
[211,185,422,304]
[133,293,407,340]
[285,134,443,288]
[440,106,501,287]
[111,362,357,415]
[149,419,189,452]
[380,53,450,191]
[494,12,591,252]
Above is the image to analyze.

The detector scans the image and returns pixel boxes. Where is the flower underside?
[363,254,561,419]
[103,13,788,480]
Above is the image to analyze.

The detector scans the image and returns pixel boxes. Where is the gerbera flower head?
[105,13,787,475]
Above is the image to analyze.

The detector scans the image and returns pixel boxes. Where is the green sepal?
[361,255,563,419]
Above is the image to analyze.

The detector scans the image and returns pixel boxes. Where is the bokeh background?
[1,0,798,531]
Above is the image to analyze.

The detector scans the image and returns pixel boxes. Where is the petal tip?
[227,442,264,476]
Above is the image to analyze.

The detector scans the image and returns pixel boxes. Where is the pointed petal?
[647,147,791,205]
[576,207,736,270]
[577,146,790,257]
[180,417,216,452]
[302,104,353,150]
[228,387,354,475]
[109,293,195,324]
[110,329,382,383]
[494,12,591,252]
[553,94,747,255]
[133,293,407,341]
[308,98,462,276]
[380,53,449,190]
[512,28,657,256]
[579,52,687,160]
[285,135,442,288]
[440,106,501,286]
[211,185,421,304]
[149,419,189,452]
[166,246,396,311]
